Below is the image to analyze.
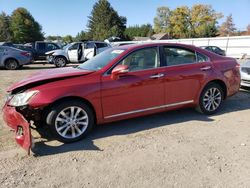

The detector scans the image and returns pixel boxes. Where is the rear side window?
[95,43,108,48]
[197,52,209,62]
[163,47,196,66]
[86,42,95,49]
[0,47,4,52]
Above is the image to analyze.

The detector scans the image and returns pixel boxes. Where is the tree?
[46,35,62,41]
[0,12,12,41]
[169,6,191,38]
[153,4,222,39]
[154,7,172,34]
[219,14,236,36]
[63,35,73,43]
[75,31,90,41]
[87,0,127,40]
[124,24,153,40]
[190,4,222,38]
[10,7,44,43]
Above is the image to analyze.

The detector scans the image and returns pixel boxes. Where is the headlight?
[9,90,39,107]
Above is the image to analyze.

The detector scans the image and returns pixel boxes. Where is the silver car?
[0,46,32,70]
[240,61,250,88]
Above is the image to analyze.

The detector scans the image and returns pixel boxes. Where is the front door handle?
[200,66,212,71]
[150,73,165,79]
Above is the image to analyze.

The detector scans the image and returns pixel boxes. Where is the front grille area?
[242,79,250,84]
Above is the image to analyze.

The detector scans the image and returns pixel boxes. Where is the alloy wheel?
[55,106,89,139]
[202,87,222,112]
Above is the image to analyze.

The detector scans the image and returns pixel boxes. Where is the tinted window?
[197,53,209,62]
[95,43,108,48]
[119,47,160,72]
[86,42,95,49]
[163,47,196,66]
[70,43,80,50]
[38,43,46,50]
[47,43,59,51]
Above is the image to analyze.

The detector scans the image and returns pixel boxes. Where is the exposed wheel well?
[42,96,96,123]
[4,58,19,66]
[55,55,68,62]
[205,80,227,99]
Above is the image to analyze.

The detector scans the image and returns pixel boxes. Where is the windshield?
[63,43,72,50]
[78,49,126,71]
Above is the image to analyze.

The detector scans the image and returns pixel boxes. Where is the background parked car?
[25,41,61,61]
[0,46,32,70]
[200,46,226,56]
[46,41,111,67]
[240,61,250,88]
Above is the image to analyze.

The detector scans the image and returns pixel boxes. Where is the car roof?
[115,42,197,50]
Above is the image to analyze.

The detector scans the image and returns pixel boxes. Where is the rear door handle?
[200,66,212,71]
[150,73,165,79]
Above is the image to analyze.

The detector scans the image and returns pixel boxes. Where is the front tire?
[46,100,94,143]
[196,83,224,115]
[5,59,19,70]
[54,56,67,68]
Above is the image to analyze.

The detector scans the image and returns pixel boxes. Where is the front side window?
[163,47,197,66]
[69,43,80,50]
[118,47,160,72]
[47,43,59,51]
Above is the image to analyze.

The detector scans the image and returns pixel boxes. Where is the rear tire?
[46,100,94,143]
[196,83,224,115]
[54,56,67,68]
[5,59,19,70]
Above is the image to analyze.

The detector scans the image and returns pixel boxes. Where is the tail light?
[20,52,31,57]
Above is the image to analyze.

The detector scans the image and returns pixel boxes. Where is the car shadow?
[32,91,250,157]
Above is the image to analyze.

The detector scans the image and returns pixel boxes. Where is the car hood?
[241,61,250,68]
[8,67,94,93]
[45,49,64,55]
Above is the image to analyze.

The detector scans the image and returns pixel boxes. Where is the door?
[162,46,212,105]
[101,47,166,119]
[84,42,96,60]
[68,43,80,62]
[36,42,46,60]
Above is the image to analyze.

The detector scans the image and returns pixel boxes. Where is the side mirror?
[111,65,129,80]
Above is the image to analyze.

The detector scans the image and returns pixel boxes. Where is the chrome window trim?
[104,100,194,119]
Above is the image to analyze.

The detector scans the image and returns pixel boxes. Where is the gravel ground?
[0,63,250,188]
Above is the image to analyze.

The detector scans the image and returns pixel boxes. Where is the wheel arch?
[42,96,97,123]
[4,57,19,66]
[54,55,68,62]
[203,79,227,100]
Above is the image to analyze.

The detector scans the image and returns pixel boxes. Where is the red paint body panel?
[2,43,241,151]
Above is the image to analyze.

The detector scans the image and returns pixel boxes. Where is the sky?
[0,0,250,37]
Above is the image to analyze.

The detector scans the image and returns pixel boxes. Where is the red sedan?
[2,43,240,153]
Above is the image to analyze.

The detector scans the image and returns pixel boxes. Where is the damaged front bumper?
[2,104,32,154]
